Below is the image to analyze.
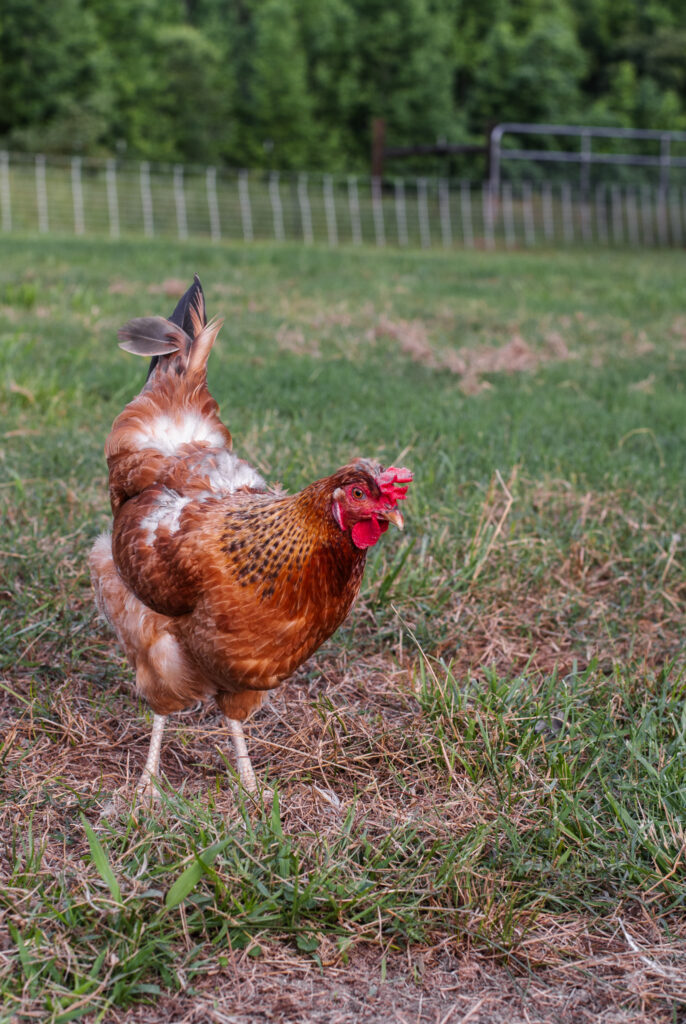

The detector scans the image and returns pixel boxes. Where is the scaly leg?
[136,713,167,798]
[227,717,257,793]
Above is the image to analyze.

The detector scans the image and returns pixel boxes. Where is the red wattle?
[351,517,382,549]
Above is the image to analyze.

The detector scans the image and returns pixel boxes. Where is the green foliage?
[466,0,587,127]
[3,0,686,169]
[231,0,316,168]
[0,0,111,153]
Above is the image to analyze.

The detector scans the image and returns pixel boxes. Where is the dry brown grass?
[407,477,686,679]
[110,938,686,1024]
[2,603,685,1021]
[372,315,574,396]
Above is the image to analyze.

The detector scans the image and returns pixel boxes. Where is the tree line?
[1,0,685,174]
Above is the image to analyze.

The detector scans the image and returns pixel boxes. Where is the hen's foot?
[227,716,261,794]
[98,779,161,819]
[135,771,162,804]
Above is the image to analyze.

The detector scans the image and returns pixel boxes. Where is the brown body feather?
[90,285,396,728]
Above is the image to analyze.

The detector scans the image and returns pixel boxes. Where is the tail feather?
[146,274,207,380]
[186,316,224,377]
[118,316,191,357]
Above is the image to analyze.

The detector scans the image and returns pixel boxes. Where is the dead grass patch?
[102,933,686,1023]
[413,478,686,679]
[147,278,190,299]
[275,323,321,357]
[2,638,685,1022]
[373,316,573,394]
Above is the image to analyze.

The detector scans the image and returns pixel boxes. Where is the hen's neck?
[222,476,365,600]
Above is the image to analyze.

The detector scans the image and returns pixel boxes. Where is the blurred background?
[2,0,686,248]
[3,0,686,170]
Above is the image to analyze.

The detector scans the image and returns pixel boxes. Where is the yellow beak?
[381,508,404,530]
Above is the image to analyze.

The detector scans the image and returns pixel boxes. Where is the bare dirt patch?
[275,323,321,357]
[373,316,573,394]
[147,278,190,299]
[112,937,686,1024]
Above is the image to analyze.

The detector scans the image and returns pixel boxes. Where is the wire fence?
[1,150,685,250]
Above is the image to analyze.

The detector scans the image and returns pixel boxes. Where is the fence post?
[372,176,385,246]
[268,171,284,241]
[502,182,515,247]
[522,181,535,245]
[488,125,502,193]
[541,181,554,241]
[36,155,49,233]
[611,185,624,244]
[394,179,408,246]
[347,176,362,245]
[438,179,452,248]
[106,159,120,238]
[655,185,668,246]
[0,151,11,232]
[173,165,188,239]
[140,161,154,237]
[417,178,430,248]
[481,183,495,249]
[323,175,338,247]
[594,184,608,244]
[460,180,474,248]
[579,185,592,243]
[71,157,84,235]
[206,166,221,241]
[561,183,574,243]
[297,173,313,243]
[238,170,253,242]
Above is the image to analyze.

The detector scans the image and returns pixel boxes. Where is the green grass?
[0,236,685,1021]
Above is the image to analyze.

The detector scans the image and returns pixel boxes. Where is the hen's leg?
[136,713,167,798]
[227,718,257,793]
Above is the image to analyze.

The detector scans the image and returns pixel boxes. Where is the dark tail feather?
[146,274,207,381]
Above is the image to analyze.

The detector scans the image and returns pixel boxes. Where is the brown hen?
[89,277,412,798]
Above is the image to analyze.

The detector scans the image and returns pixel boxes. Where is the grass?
[0,236,685,1022]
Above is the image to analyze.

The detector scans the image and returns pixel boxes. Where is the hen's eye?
[351,487,364,500]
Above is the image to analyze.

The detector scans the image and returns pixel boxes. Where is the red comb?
[377,466,413,504]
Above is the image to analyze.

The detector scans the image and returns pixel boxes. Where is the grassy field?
[0,236,685,1023]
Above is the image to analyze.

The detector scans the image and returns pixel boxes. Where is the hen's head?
[331,460,413,550]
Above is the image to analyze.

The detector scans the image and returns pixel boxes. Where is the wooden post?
[372,118,386,179]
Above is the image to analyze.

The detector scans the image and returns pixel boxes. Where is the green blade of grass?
[80,815,121,905]
[165,838,232,910]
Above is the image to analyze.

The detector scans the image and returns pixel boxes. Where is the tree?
[300,0,459,168]
[465,0,586,130]
[232,0,315,168]
[0,0,110,152]
[84,0,229,163]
